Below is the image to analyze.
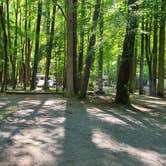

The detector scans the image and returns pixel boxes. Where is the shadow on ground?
[0,94,165,166]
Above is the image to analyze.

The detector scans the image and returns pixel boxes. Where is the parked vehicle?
[37,77,45,87]
[37,77,56,88]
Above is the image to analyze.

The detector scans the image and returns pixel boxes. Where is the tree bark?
[25,0,31,88]
[97,9,104,93]
[19,7,26,89]
[139,17,145,95]
[157,0,165,97]
[66,0,77,94]
[73,0,78,93]
[115,0,138,104]
[152,14,158,96]
[78,0,85,92]
[80,0,101,98]
[0,5,8,92]
[11,0,19,90]
[145,18,153,96]
[30,0,42,90]
[44,0,57,90]
[129,43,137,93]
[66,0,74,94]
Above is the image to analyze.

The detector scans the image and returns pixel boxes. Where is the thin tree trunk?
[6,0,11,88]
[145,18,153,96]
[97,9,104,93]
[0,33,2,83]
[20,7,26,89]
[139,17,145,95]
[0,5,8,92]
[11,0,19,90]
[6,0,12,72]
[25,0,31,88]
[30,0,42,90]
[115,0,138,104]
[73,0,78,93]
[157,0,165,97]
[78,0,85,91]
[63,19,66,91]
[44,0,57,90]
[80,0,101,98]
[152,15,158,96]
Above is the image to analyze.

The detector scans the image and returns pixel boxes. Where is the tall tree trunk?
[44,0,57,90]
[73,0,78,93]
[66,0,77,94]
[0,26,3,83]
[30,0,42,90]
[97,9,104,93]
[0,46,3,83]
[0,5,8,92]
[6,0,12,77]
[115,0,138,104]
[157,0,165,97]
[129,42,137,93]
[145,18,153,96]
[63,20,67,91]
[19,7,26,89]
[80,0,101,98]
[11,0,19,90]
[152,15,158,96]
[78,0,85,91]
[25,0,31,88]
[139,17,145,95]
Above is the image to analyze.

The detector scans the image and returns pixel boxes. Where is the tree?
[66,0,78,94]
[157,0,165,97]
[97,8,104,93]
[80,0,101,98]
[25,0,31,88]
[152,12,158,96]
[78,0,85,91]
[11,0,19,90]
[115,0,138,104]
[139,17,145,95]
[30,0,42,90]
[0,4,8,92]
[44,0,57,90]
[145,17,153,96]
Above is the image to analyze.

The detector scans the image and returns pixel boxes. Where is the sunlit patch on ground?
[0,94,165,166]
[87,107,128,126]
[132,104,152,112]
[92,128,166,166]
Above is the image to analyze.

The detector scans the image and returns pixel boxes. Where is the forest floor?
[0,94,165,166]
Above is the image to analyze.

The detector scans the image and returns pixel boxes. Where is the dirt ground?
[0,94,165,166]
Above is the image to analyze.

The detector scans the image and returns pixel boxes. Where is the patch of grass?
[19,124,28,129]
[0,105,17,111]
[5,106,17,111]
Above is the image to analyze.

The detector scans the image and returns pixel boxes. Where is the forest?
[0,0,166,165]
[0,0,165,104]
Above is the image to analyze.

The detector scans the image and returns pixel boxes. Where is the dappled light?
[0,94,166,165]
[87,107,128,126]
[92,129,165,166]
[132,104,152,112]
[0,0,165,164]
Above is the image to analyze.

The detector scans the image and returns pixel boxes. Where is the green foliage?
[0,0,165,94]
